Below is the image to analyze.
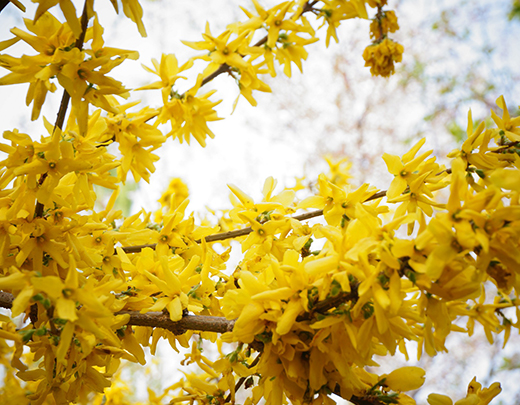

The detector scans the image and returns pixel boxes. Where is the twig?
[0,291,13,308]
[296,285,359,322]
[123,1,320,135]
[116,311,235,335]
[120,189,388,254]
[34,1,90,218]
[224,354,262,403]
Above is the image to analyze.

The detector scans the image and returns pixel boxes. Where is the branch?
[0,0,10,14]
[136,1,320,129]
[34,1,90,218]
[0,291,13,308]
[120,189,388,254]
[117,311,234,335]
[296,285,359,322]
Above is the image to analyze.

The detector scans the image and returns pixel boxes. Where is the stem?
[54,1,89,131]
[131,0,321,132]
[34,1,90,218]
[296,284,359,322]
[224,354,261,403]
[117,311,235,335]
[120,189,388,254]
[376,5,384,41]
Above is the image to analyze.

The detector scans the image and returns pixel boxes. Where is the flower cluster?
[362,37,404,77]
[363,1,404,77]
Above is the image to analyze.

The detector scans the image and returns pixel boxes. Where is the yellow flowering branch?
[33,1,90,218]
[120,189,388,254]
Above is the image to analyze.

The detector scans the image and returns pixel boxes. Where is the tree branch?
[120,189,388,254]
[117,311,234,335]
[296,284,359,322]
[0,291,13,308]
[34,1,90,218]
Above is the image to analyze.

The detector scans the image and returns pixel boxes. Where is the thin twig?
[296,285,359,322]
[120,189,388,254]
[224,354,262,403]
[34,1,90,218]
[54,2,89,131]
[120,1,319,136]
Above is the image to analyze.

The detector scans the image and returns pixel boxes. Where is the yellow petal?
[30,276,64,299]
[0,36,21,51]
[0,272,27,290]
[427,393,453,405]
[123,330,146,365]
[382,153,402,175]
[11,285,34,317]
[56,297,78,321]
[167,296,183,321]
[56,320,74,365]
[59,0,81,38]
[228,183,254,206]
[275,299,302,335]
[384,366,426,392]
[489,168,520,192]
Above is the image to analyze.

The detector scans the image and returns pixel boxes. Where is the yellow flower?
[298,174,379,226]
[370,10,399,40]
[234,63,272,108]
[324,155,352,187]
[491,95,520,142]
[157,74,223,147]
[362,37,404,77]
[381,367,425,392]
[274,31,318,77]
[0,12,138,124]
[182,23,251,74]
[12,128,93,206]
[155,178,190,222]
[319,0,369,46]
[262,2,299,48]
[228,177,296,224]
[137,53,193,104]
[103,101,165,183]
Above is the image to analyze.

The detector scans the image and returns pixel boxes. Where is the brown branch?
[118,209,326,254]
[53,1,89,131]
[120,189,388,254]
[199,64,232,88]
[0,290,235,335]
[0,291,13,308]
[117,311,235,335]
[296,285,359,322]
[34,1,90,218]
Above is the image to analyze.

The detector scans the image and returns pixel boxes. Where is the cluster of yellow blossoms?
[362,0,403,77]
[0,0,516,404]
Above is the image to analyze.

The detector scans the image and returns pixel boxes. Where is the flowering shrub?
[0,1,515,404]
